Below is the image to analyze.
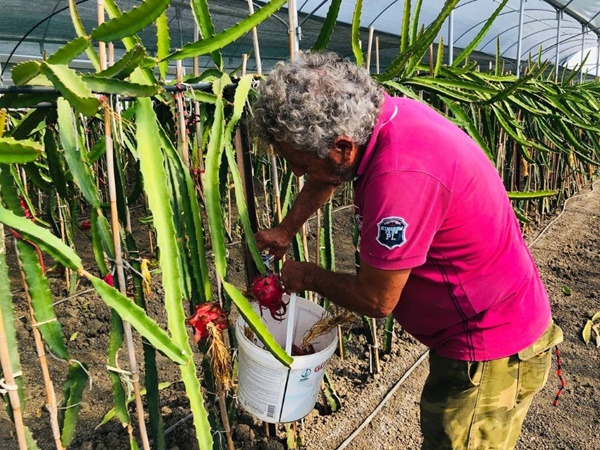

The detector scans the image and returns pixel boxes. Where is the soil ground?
[1,180,599,450]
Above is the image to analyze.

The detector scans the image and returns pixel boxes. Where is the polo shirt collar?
[355,92,398,179]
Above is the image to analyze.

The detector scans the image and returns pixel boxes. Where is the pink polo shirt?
[354,94,551,361]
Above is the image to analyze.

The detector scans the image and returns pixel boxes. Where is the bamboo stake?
[247,0,263,74]
[271,152,283,230]
[193,24,205,190]
[367,28,381,373]
[98,4,149,447]
[242,53,248,76]
[0,233,27,450]
[337,324,344,360]
[354,32,384,369]
[314,207,322,307]
[366,27,374,72]
[97,0,106,71]
[429,44,434,76]
[370,317,380,374]
[375,36,380,75]
[227,173,233,236]
[176,60,190,168]
[315,208,321,267]
[261,165,271,228]
[14,244,64,450]
[284,0,310,267]
[287,0,299,59]
[193,23,200,75]
[108,42,114,66]
[105,102,150,450]
[55,193,70,292]
[217,385,235,450]
[245,0,284,260]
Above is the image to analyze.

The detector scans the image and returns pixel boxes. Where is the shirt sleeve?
[359,170,451,270]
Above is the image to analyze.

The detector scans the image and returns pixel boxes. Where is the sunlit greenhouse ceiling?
[2,0,600,85]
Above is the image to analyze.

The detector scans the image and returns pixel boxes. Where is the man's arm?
[280,259,410,318]
[255,179,337,258]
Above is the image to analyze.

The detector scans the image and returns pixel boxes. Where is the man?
[252,51,562,449]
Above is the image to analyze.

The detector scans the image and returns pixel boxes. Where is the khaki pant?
[420,321,563,450]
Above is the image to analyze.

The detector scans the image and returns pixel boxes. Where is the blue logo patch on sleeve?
[376,217,408,249]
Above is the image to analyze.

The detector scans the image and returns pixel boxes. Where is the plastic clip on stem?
[261,252,275,274]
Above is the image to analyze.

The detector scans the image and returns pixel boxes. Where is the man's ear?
[331,136,358,164]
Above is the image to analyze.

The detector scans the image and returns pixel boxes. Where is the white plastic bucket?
[235,294,338,423]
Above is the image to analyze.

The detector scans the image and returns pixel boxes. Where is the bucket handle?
[285,292,297,355]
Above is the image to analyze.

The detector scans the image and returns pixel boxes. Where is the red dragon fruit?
[102,273,115,287]
[186,302,229,343]
[19,196,34,220]
[249,273,288,321]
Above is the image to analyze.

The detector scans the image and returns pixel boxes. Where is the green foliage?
[42,63,100,116]
[0,137,43,164]
[223,281,293,367]
[582,311,600,345]
[88,275,189,365]
[11,61,41,86]
[135,97,212,448]
[68,0,101,70]
[96,44,149,79]
[166,0,288,60]
[91,0,170,42]
[312,0,342,51]
[351,0,364,67]
[452,0,508,67]
[190,0,223,69]
[47,36,91,65]
[1,1,599,447]
[81,75,162,97]
[0,223,28,415]
[0,204,82,270]
[59,363,89,447]
[56,98,101,208]
[156,11,170,81]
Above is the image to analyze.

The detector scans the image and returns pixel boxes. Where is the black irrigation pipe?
[0,82,213,95]
[0,0,92,79]
[0,82,221,110]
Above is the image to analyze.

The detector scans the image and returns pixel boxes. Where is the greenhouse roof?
[1,0,600,85]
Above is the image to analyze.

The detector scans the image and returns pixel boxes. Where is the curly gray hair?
[252,51,384,158]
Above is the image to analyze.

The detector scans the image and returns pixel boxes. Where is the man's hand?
[254,225,293,260]
[279,260,312,293]
[254,175,337,261]
[278,258,411,318]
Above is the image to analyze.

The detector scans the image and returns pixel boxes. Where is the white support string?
[0,371,22,394]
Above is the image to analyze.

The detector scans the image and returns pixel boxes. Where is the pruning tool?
[261,252,275,274]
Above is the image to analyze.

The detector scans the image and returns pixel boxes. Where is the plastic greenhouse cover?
[287,0,600,70]
[2,0,600,78]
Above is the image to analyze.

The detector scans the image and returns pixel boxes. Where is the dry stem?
[300,311,354,351]
[0,296,28,450]
[208,324,234,450]
[15,243,64,450]
[207,323,233,390]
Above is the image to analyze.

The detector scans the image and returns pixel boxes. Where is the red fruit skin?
[250,273,288,321]
[102,274,115,287]
[80,220,91,231]
[19,197,34,220]
[186,302,229,343]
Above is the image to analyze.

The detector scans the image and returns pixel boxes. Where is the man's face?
[274,140,358,185]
